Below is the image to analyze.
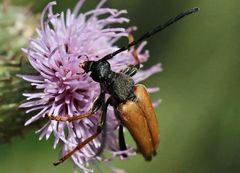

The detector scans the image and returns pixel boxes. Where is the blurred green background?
[0,0,240,173]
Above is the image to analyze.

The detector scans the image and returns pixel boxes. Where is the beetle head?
[81,60,111,82]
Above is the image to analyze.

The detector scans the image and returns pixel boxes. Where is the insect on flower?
[47,7,200,166]
[19,0,199,172]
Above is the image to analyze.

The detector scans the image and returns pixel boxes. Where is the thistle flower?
[19,0,161,172]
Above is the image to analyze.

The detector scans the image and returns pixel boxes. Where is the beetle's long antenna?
[101,7,199,61]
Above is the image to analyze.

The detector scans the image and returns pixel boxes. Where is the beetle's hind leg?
[121,32,141,77]
[118,124,128,158]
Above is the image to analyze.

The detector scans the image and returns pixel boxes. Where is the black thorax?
[83,60,136,103]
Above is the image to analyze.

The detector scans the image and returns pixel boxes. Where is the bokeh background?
[0,0,240,173]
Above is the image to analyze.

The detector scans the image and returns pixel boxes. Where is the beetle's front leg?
[48,86,105,122]
[53,98,111,166]
[48,112,93,122]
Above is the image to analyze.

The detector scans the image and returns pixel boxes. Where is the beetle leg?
[121,65,139,77]
[48,88,105,122]
[121,32,140,77]
[91,85,105,112]
[114,109,128,155]
[118,124,128,157]
[94,98,111,156]
[48,112,93,122]
[128,32,140,67]
[53,131,101,166]
[53,98,111,166]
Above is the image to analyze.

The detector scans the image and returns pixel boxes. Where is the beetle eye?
[81,61,94,72]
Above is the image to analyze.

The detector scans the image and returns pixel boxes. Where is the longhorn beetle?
[48,7,199,165]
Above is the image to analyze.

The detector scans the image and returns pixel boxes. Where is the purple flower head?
[19,0,161,172]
